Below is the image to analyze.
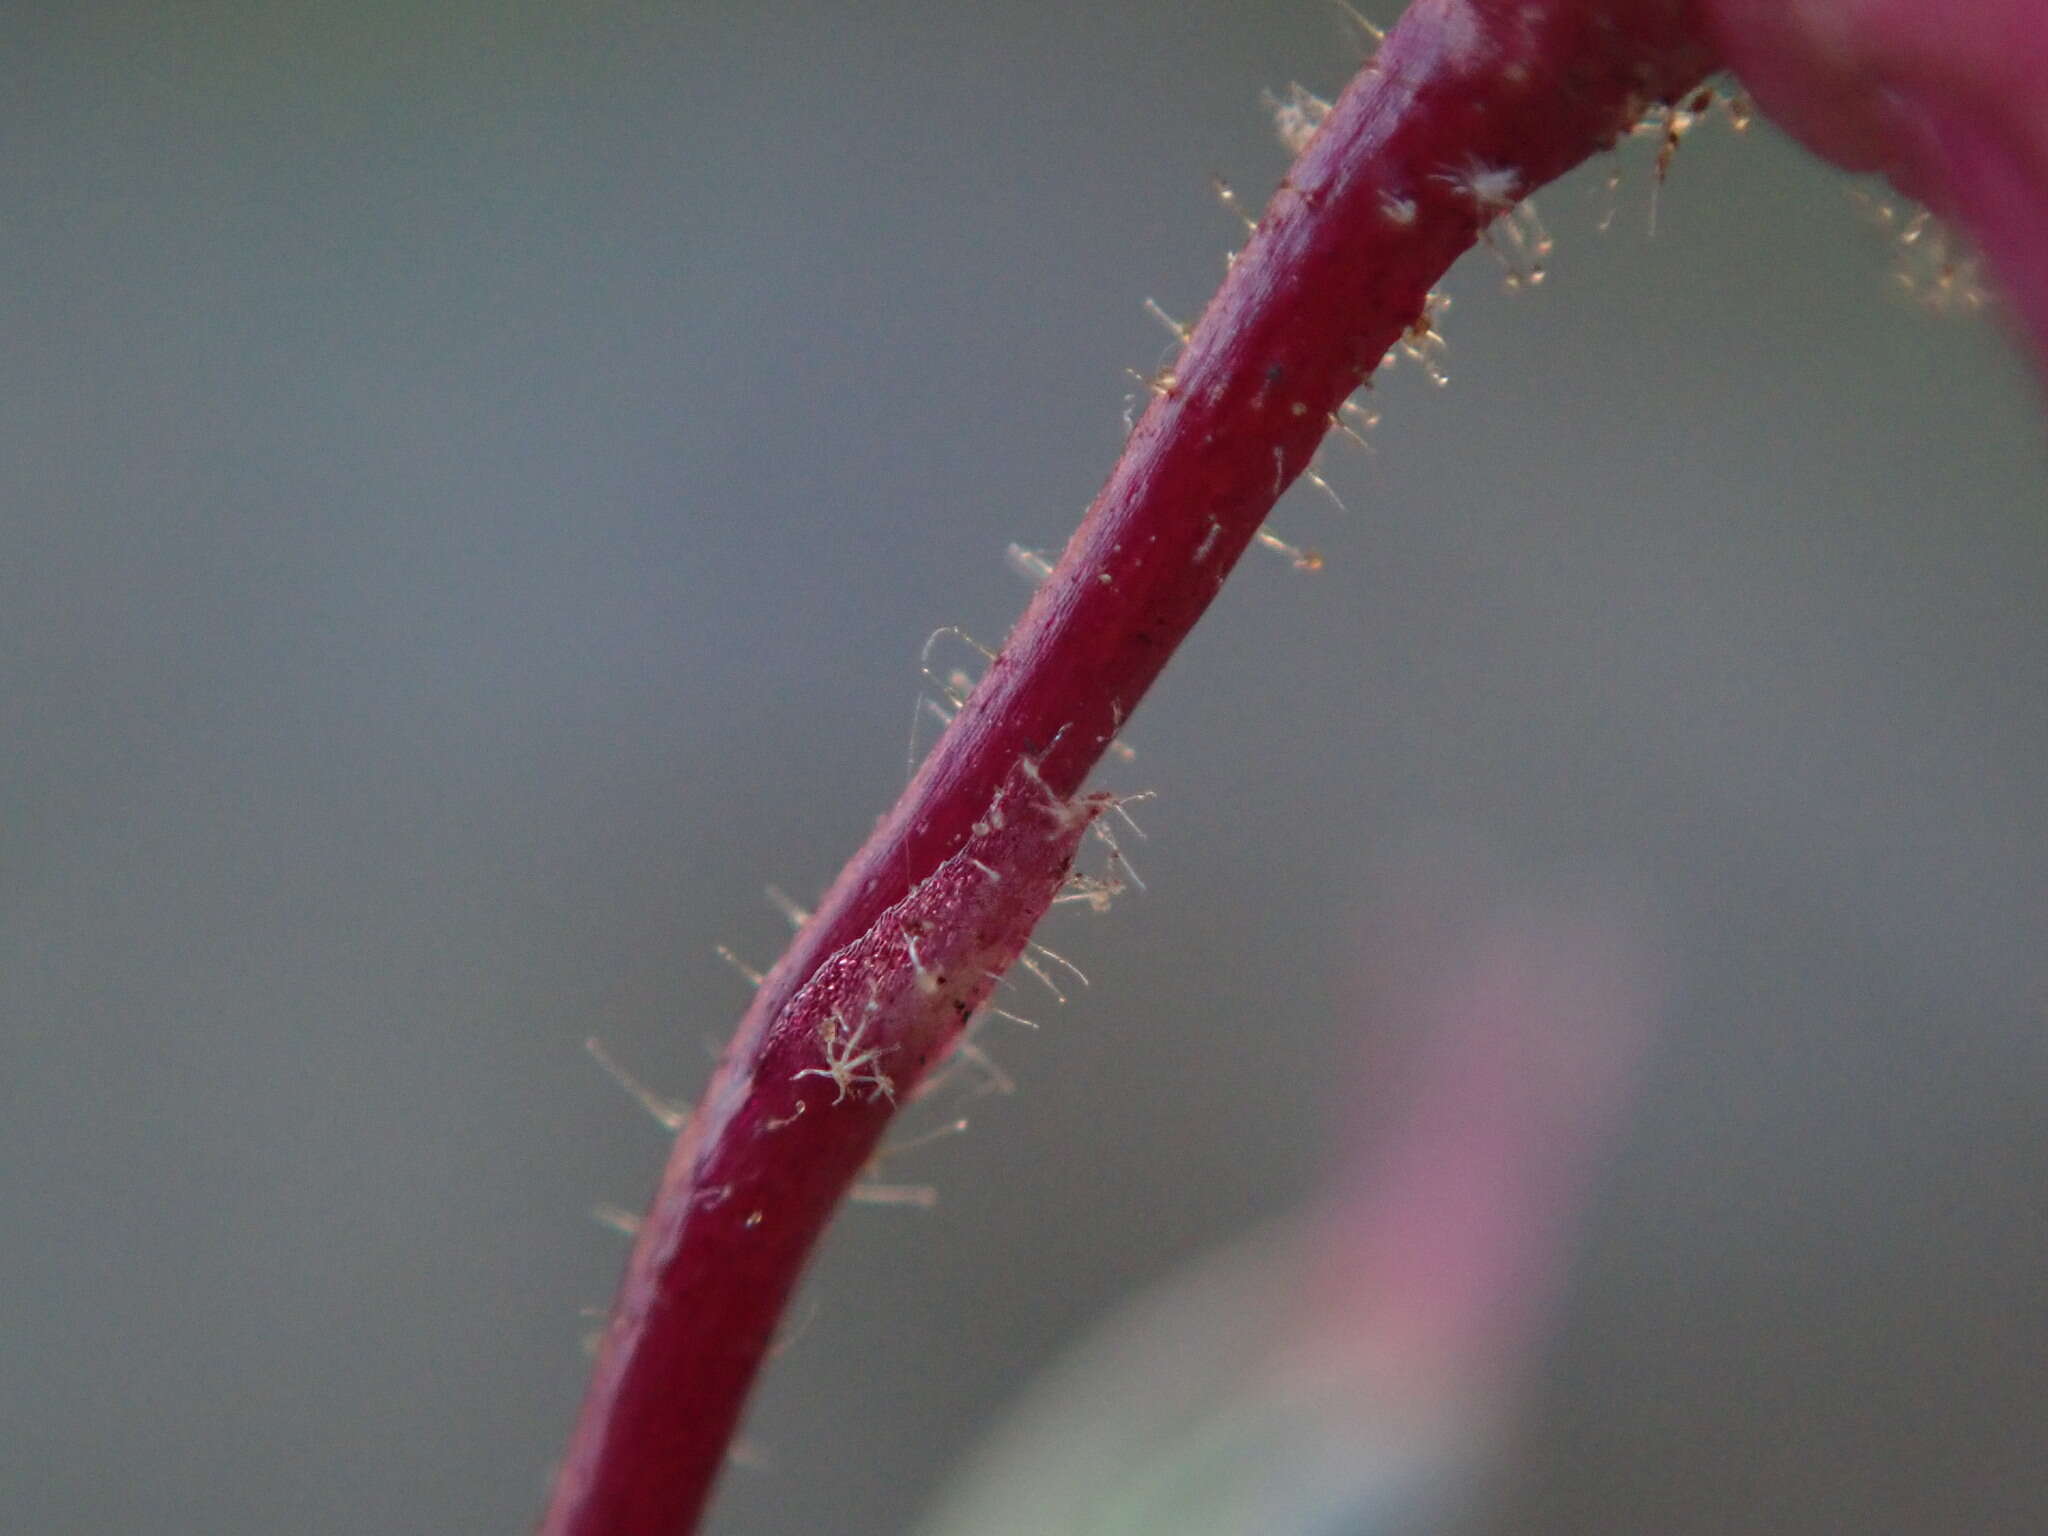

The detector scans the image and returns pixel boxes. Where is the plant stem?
[540,5,1716,1532]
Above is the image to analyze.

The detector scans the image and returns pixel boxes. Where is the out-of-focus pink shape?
[1290,884,1659,1405]
[1708,0,2048,366]
[915,867,1666,1535]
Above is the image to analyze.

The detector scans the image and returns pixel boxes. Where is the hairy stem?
[541,5,1716,1532]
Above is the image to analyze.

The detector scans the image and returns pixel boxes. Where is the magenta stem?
[540,7,1717,1532]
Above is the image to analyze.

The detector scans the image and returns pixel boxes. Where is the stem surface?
[541,5,1717,1532]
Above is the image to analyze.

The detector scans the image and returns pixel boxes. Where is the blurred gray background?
[6,2,2046,1532]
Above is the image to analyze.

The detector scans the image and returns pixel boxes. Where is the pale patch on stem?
[1265,82,1333,155]
[794,1005,897,1105]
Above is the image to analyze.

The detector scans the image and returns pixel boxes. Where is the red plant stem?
[541,5,1716,1533]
